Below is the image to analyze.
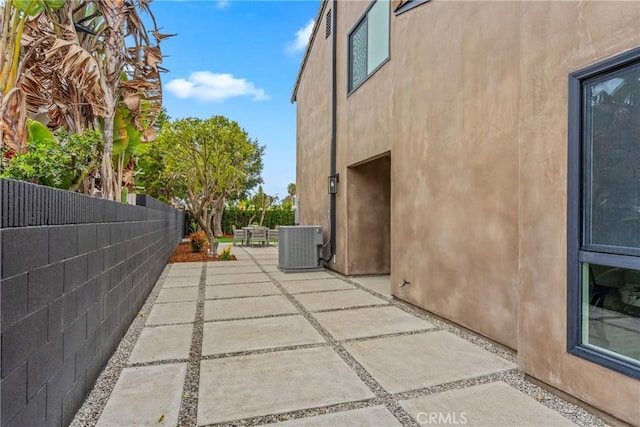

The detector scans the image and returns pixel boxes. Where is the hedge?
[221,208,295,234]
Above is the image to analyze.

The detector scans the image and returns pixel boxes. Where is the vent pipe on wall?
[320,0,338,265]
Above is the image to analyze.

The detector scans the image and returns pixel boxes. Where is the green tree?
[283,182,296,205]
[136,108,171,201]
[212,141,264,236]
[0,0,171,200]
[158,116,263,254]
[0,0,66,152]
[246,186,276,227]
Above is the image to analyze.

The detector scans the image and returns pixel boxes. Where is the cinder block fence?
[0,179,185,427]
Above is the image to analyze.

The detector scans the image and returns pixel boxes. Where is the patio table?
[242,226,270,246]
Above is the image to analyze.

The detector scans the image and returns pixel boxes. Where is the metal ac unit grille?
[278,226,323,272]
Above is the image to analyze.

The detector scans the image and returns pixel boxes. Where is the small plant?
[188,221,198,234]
[219,246,233,261]
[189,232,208,253]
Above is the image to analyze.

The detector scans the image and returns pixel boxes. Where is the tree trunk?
[212,196,225,237]
[200,208,218,256]
[98,1,126,201]
[100,114,116,200]
[0,88,27,153]
[205,227,218,256]
[259,196,268,226]
[189,194,219,257]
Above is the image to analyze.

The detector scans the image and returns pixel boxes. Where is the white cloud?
[286,19,314,54]
[216,0,230,9]
[165,71,270,102]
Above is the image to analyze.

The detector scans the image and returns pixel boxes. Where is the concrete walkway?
[76,245,604,427]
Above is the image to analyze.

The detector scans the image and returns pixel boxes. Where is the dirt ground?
[168,242,237,263]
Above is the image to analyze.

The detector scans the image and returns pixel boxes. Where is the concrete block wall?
[0,179,185,427]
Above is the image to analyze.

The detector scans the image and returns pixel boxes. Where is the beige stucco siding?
[346,155,391,275]
[333,0,395,275]
[294,1,640,423]
[389,1,521,349]
[296,3,332,242]
[517,2,640,424]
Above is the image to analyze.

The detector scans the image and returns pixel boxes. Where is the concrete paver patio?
[129,324,192,363]
[279,278,355,294]
[162,275,201,287]
[203,295,299,321]
[96,363,187,427]
[146,301,197,325]
[400,382,577,427]
[293,289,388,311]
[156,286,199,303]
[343,331,515,393]
[201,315,324,355]
[198,347,375,424]
[205,282,281,299]
[266,406,402,427]
[83,245,601,426]
[312,306,435,340]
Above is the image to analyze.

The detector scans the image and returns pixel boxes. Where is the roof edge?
[290,0,329,103]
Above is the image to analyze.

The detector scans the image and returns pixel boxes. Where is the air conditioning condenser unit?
[278,225,324,272]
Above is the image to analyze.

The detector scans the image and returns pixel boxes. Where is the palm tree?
[89,0,170,200]
[1,0,171,200]
[0,0,67,153]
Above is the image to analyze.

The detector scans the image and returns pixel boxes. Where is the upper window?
[348,0,390,93]
[568,47,640,379]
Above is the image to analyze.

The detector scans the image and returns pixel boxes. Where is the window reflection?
[585,63,640,252]
[584,263,640,362]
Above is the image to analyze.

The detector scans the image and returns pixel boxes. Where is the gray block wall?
[0,179,185,427]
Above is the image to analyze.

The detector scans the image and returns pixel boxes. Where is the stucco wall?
[294,1,640,423]
[296,3,332,250]
[327,1,521,347]
[388,1,521,350]
[517,2,640,424]
[346,155,391,275]
[334,1,394,275]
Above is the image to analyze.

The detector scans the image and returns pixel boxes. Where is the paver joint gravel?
[73,246,608,427]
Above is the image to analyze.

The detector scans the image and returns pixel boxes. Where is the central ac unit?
[278,225,324,272]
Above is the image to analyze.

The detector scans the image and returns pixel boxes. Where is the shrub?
[219,246,233,261]
[1,124,102,191]
[221,208,295,234]
[189,232,208,253]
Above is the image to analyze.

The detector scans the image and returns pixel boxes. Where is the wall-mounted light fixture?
[328,174,340,194]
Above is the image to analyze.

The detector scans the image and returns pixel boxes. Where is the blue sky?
[148,0,320,199]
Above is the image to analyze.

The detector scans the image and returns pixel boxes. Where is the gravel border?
[72,249,610,427]
[69,267,170,427]
[176,263,207,427]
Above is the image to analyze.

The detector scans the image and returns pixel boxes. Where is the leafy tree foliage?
[135,109,172,201]
[283,182,296,205]
[1,120,102,191]
[246,185,274,226]
[0,0,171,200]
[157,116,263,254]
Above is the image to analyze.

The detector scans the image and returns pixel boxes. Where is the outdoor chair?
[232,225,246,246]
[249,226,268,246]
[268,227,279,246]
